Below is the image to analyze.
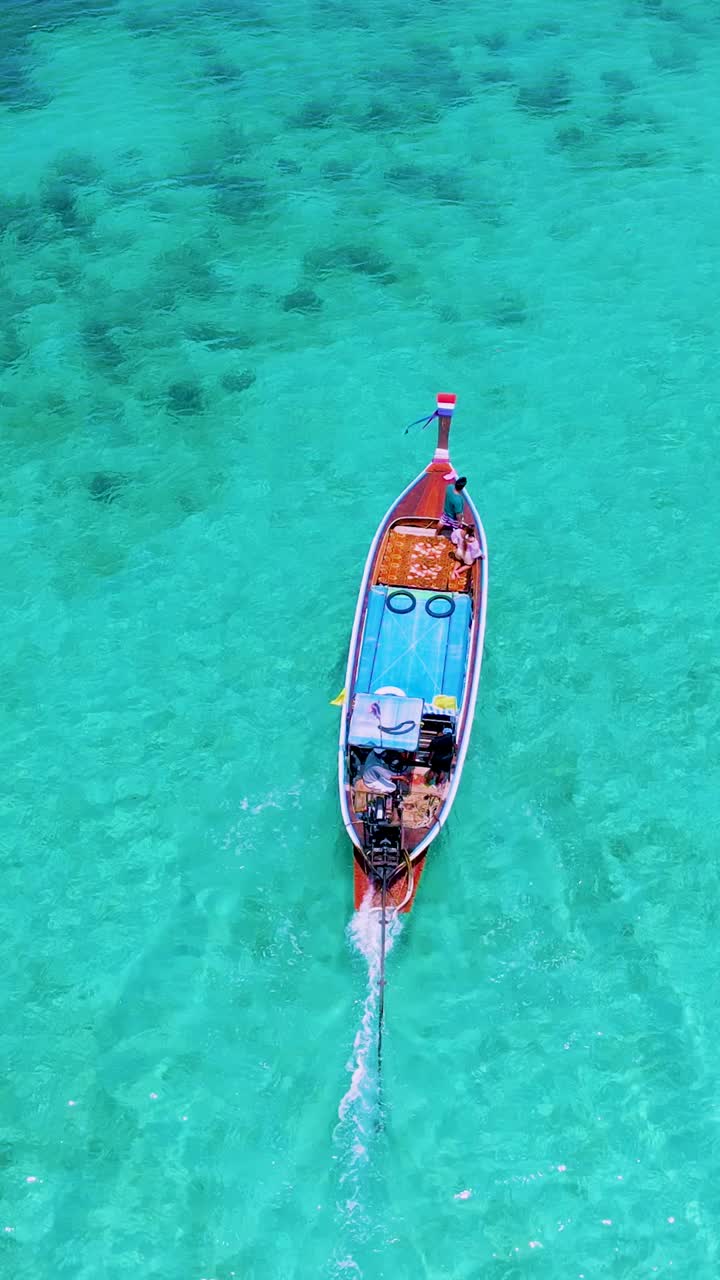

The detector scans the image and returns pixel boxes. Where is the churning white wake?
[327,896,405,1275]
[335,893,404,1165]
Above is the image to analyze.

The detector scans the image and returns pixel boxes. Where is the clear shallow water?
[2,0,720,1275]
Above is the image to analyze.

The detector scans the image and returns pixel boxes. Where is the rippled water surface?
[2,0,720,1275]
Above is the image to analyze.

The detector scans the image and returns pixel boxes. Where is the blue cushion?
[442,592,472,705]
[355,587,472,707]
[354,587,387,695]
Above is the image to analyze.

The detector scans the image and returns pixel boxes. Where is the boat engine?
[362,795,403,883]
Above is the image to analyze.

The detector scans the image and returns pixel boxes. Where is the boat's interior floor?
[351,768,447,830]
[377,526,471,594]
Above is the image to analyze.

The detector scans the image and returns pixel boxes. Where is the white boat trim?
[337,466,428,848]
[409,490,488,859]
[338,475,488,861]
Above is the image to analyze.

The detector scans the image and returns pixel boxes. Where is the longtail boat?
[338,393,488,914]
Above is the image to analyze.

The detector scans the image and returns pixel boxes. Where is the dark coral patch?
[516,70,572,114]
[303,245,346,276]
[428,172,465,205]
[203,59,244,85]
[373,50,470,110]
[124,2,188,33]
[221,369,256,392]
[479,65,514,86]
[341,245,396,282]
[167,381,205,415]
[637,0,681,15]
[42,180,78,224]
[385,164,470,210]
[304,244,396,283]
[174,169,221,190]
[358,99,402,132]
[291,98,336,129]
[153,245,222,302]
[554,125,586,150]
[82,320,125,374]
[0,50,52,112]
[384,164,427,194]
[407,97,444,125]
[526,21,563,39]
[27,0,117,29]
[320,159,355,182]
[187,325,254,350]
[478,31,508,52]
[601,69,636,95]
[616,148,664,169]
[88,472,127,504]
[0,196,49,245]
[601,106,636,129]
[0,0,112,108]
[488,294,528,327]
[0,325,23,370]
[51,150,103,187]
[202,0,270,25]
[41,179,92,233]
[281,288,322,313]
[650,40,697,72]
[214,175,268,220]
[474,196,504,227]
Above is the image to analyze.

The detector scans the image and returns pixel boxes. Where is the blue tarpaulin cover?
[355,587,472,707]
[348,693,423,752]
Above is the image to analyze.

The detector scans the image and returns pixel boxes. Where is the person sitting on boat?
[439,475,467,534]
[426,727,454,786]
[450,524,467,556]
[450,524,484,577]
[362,749,407,797]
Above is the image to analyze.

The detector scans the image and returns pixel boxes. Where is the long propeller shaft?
[377,873,388,1080]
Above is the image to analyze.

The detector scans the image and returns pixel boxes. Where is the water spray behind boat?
[337,893,404,1149]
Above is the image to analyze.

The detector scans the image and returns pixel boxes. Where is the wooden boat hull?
[338,397,488,911]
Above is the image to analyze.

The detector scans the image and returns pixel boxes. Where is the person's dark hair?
[455,476,467,491]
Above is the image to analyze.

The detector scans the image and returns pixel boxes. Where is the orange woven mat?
[377,531,470,592]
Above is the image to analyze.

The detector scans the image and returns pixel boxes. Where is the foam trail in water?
[336,892,403,1163]
[328,896,404,1275]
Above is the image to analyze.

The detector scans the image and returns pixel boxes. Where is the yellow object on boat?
[433,694,457,712]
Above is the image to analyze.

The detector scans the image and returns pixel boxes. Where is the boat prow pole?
[428,392,457,473]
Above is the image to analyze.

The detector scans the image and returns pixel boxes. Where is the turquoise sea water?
[2,0,720,1275]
